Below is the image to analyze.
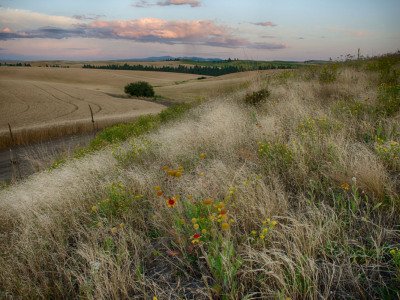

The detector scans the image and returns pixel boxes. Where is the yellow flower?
[201,229,207,234]
[153,297,158,300]
[154,186,161,191]
[340,182,350,191]
[221,222,230,231]
[262,228,269,234]
[259,234,265,240]
[199,153,207,159]
[251,230,257,236]
[271,220,278,227]
[191,218,197,224]
[118,223,125,229]
[193,223,199,230]
[215,202,225,210]
[91,205,98,213]
[209,214,216,221]
[110,227,118,235]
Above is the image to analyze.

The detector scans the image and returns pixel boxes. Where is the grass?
[0,53,399,299]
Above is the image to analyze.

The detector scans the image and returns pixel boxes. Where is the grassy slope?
[0,54,399,299]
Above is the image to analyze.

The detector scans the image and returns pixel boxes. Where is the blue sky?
[0,0,399,60]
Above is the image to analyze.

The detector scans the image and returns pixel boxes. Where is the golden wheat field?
[0,66,271,148]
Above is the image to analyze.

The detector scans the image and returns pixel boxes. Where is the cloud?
[0,7,77,30]
[157,0,201,7]
[72,14,105,21]
[252,21,277,27]
[0,9,285,50]
[132,0,201,7]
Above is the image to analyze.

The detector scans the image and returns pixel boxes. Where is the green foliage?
[72,103,192,160]
[244,88,270,106]
[333,100,372,119]
[124,81,155,97]
[207,239,242,296]
[94,182,134,219]
[375,138,400,171]
[319,64,339,83]
[376,83,400,117]
[258,141,293,170]
[297,116,341,136]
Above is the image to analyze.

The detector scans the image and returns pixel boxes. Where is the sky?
[0,0,399,61]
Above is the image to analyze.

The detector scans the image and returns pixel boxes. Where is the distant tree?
[124,81,155,97]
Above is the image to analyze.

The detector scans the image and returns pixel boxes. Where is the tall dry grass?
[0,61,399,299]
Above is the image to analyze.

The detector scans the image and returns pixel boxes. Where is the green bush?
[124,81,155,97]
[244,88,270,105]
[319,64,339,83]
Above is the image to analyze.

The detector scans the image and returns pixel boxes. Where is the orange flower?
[202,198,214,205]
[219,208,228,216]
[156,190,163,197]
[166,197,177,208]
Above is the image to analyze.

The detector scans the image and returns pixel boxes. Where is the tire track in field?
[6,91,31,116]
[33,84,79,119]
[48,85,103,114]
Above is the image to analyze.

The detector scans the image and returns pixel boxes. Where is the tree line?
[0,62,31,67]
[82,62,295,76]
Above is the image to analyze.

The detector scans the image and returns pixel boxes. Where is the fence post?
[89,105,96,135]
[8,124,22,181]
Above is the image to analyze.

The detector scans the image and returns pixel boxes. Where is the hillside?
[0,54,399,299]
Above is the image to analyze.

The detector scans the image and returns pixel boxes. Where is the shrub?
[319,64,339,83]
[244,88,270,105]
[124,81,155,97]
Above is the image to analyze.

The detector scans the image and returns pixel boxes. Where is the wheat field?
[0,56,399,299]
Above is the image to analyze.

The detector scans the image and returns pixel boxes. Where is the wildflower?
[201,229,207,234]
[199,172,205,176]
[340,182,350,191]
[229,186,236,195]
[202,198,214,205]
[259,234,265,240]
[271,220,278,227]
[215,202,225,210]
[199,153,207,159]
[390,249,396,256]
[91,205,98,213]
[251,230,257,236]
[191,218,197,224]
[191,233,201,244]
[209,214,216,221]
[154,186,161,191]
[193,223,199,230]
[118,223,125,230]
[262,228,269,234]
[166,197,177,208]
[153,297,158,300]
[221,222,230,231]
[110,227,118,235]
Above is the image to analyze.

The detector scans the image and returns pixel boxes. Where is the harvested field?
[0,67,200,148]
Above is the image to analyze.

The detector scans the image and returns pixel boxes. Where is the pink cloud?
[132,0,201,8]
